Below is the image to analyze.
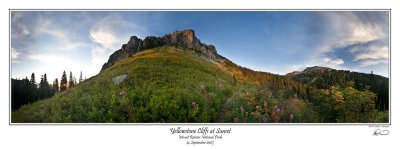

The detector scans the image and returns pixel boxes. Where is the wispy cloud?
[36,15,88,51]
[352,45,388,60]
[28,54,69,63]
[359,59,388,67]
[11,12,31,40]
[11,47,20,60]
[323,57,344,66]
[308,11,388,71]
[89,14,147,66]
[11,11,90,54]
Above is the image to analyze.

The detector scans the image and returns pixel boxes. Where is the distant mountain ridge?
[101,29,221,71]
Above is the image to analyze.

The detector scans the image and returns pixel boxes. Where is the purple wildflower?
[276,108,281,113]
[119,90,125,96]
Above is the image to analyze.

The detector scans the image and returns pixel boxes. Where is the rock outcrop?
[101,36,142,71]
[101,29,221,71]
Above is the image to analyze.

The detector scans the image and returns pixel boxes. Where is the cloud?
[318,12,388,50]
[353,45,388,61]
[89,15,123,49]
[309,11,389,71]
[349,43,388,68]
[89,15,125,65]
[359,59,388,67]
[89,14,146,66]
[91,46,108,65]
[28,54,68,63]
[90,30,118,49]
[323,57,344,65]
[12,12,89,52]
[36,16,88,51]
[11,12,31,40]
[11,47,20,60]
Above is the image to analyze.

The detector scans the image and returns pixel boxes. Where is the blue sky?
[11,11,389,83]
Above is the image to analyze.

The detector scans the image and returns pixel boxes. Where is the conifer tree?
[60,71,68,91]
[69,71,75,88]
[29,72,37,101]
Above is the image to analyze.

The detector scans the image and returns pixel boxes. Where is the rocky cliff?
[101,29,221,71]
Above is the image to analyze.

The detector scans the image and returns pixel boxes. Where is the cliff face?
[101,29,221,71]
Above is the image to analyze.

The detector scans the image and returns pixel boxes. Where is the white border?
[2,1,399,149]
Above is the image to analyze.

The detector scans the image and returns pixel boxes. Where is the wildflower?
[276,108,281,113]
[119,90,125,97]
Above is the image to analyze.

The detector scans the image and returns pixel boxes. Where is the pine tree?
[30,73,36,86]
[60,71,68,91]
[29,72,37,101]
[43,73,50,98]
[69,71,75,88]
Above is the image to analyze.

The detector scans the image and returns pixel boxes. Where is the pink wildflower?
[276,108,281,113]
[119,90,125,96]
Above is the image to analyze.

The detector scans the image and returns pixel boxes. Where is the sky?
[11,11,390,83]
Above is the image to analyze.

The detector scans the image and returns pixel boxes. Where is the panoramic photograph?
[10,11,389,123]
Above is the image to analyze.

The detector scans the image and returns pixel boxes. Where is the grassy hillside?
[12,47,236,123]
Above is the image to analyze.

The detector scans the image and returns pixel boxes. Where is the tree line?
[289,67,389,111]
[11,71,85,111]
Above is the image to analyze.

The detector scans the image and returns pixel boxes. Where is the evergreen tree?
[29,72,37,102]
[69,71,75,88]
[30,73,36,85]
[11,78,32,110]
[60,71,68,91]
[44,73,51,98]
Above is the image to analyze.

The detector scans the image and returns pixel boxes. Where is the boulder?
[112,74,128,85]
